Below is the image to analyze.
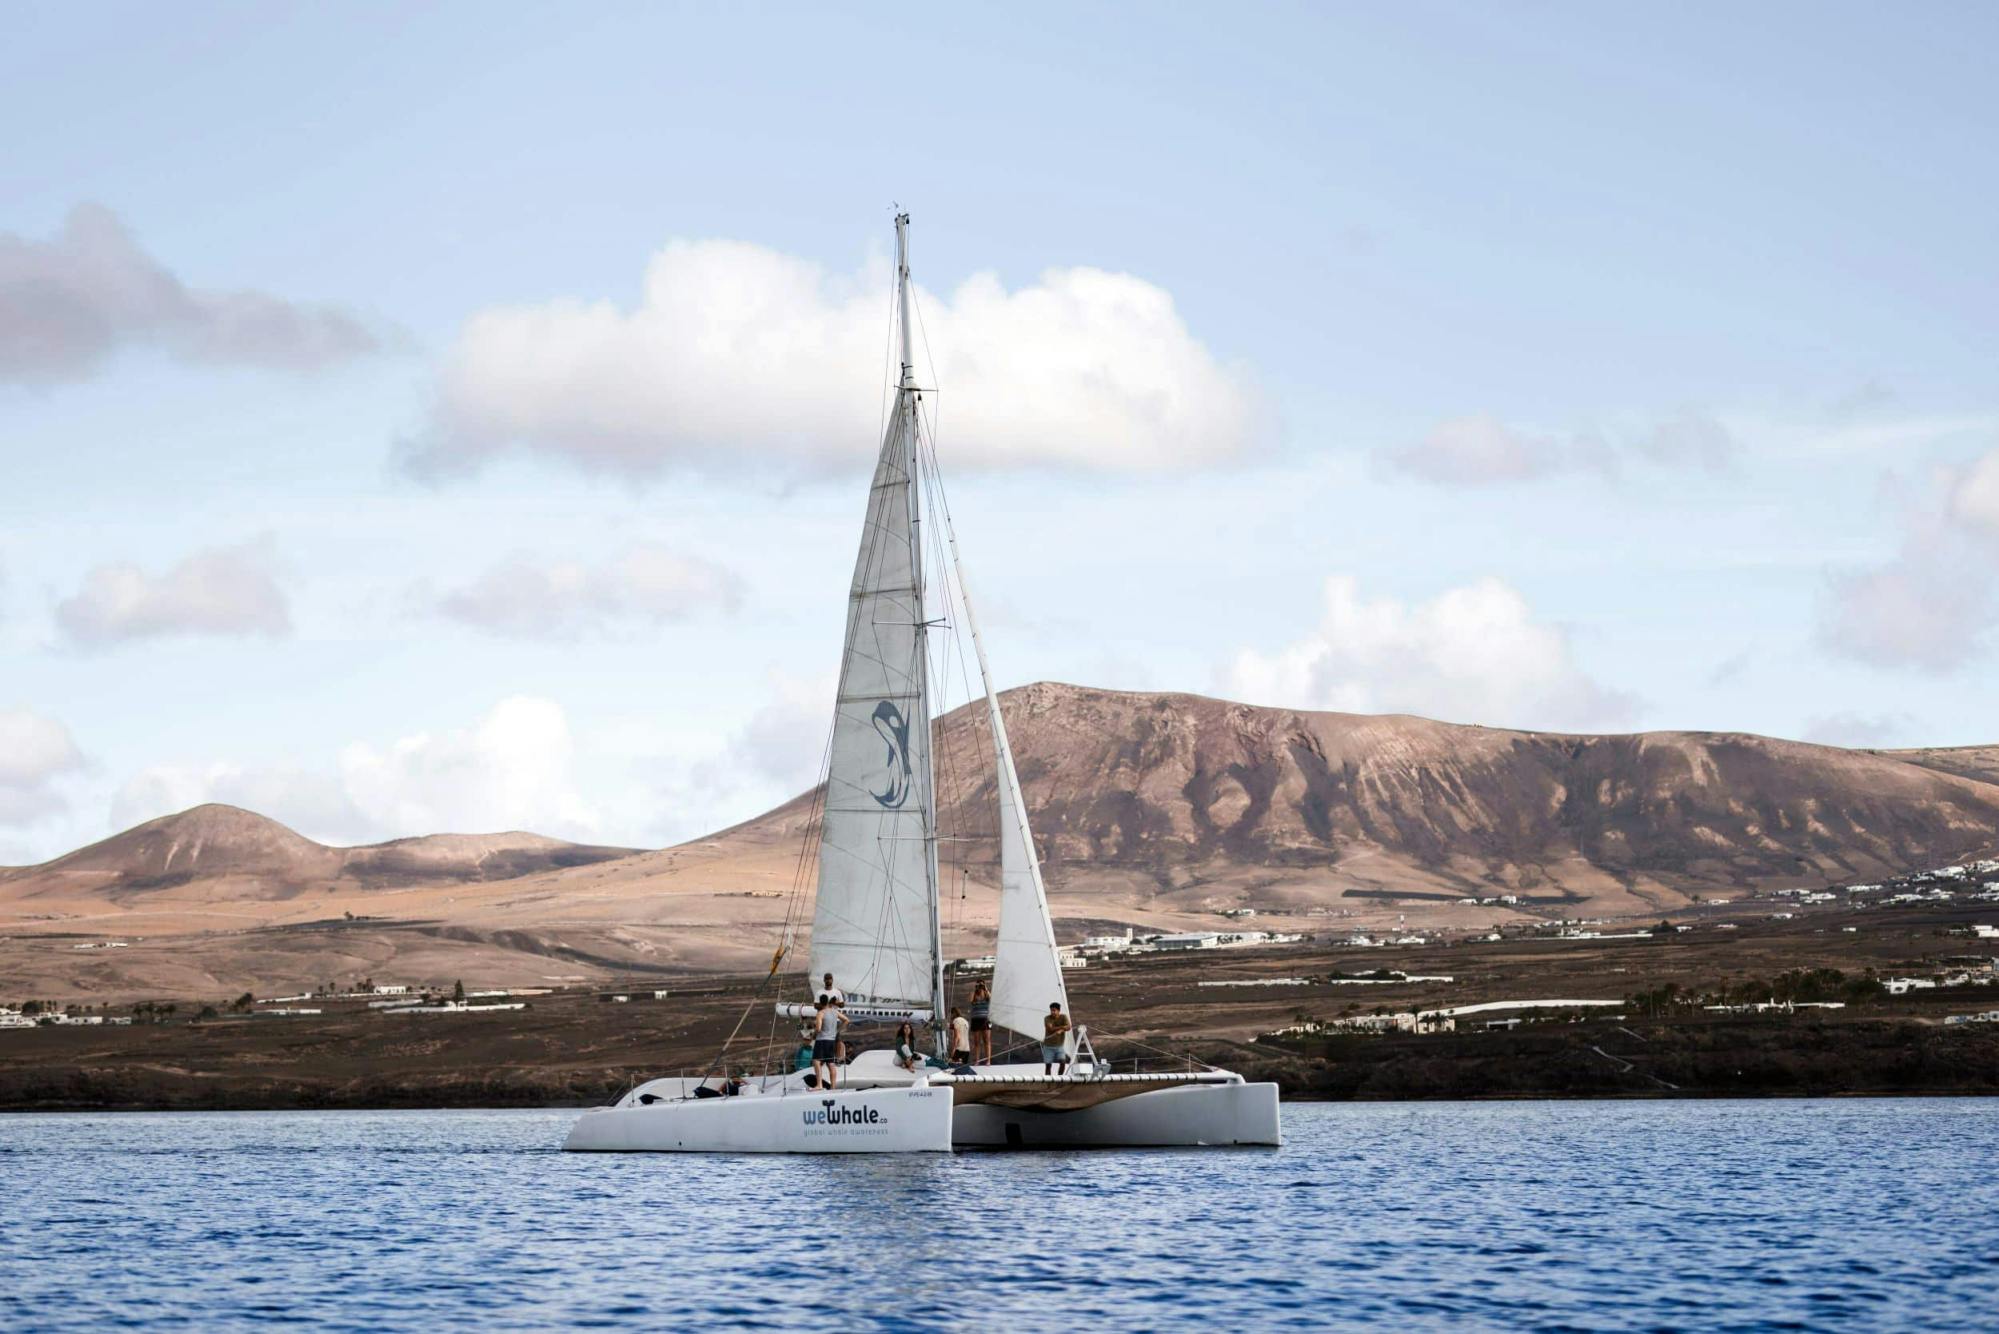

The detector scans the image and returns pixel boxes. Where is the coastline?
[8,915,1997,1114]
[3,1018,1993,1113]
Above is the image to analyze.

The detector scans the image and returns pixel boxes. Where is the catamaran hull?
[563,1086,953,1153]
[951,1080,1281,1148]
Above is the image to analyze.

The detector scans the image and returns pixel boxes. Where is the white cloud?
[434,544,742,639]
[1380,408,1739,487]
[1948,448,1999,535]
[56,537,291,647]
[1801,711,1913,748]
[1224,574,1636,731]
[1819,446,1999,672]
[0,203,379,384]
[722,672,832,791]
[1637,407,1740,471]
[1379,415,1611,485]
[108,697,606,846]
[0,709,84,826]
[1818,535,1993,673]
[401,237,1258,478]
[111,763,369,845]
[339,696,600,839]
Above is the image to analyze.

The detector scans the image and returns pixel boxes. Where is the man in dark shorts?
[820,973,847,1062]
[812,995,848,1089]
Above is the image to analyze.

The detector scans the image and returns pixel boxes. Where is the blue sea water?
[2,1100,1995,1331]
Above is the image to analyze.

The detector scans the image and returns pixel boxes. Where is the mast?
[898,212,948,1051]
[897,211,916,392]
[800,213,939,1021]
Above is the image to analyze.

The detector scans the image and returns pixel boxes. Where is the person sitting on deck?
[1042,1001,1072,1076]
[694,1072,746,1099]
[812,995,849,1089]
[892,1020,921,1072]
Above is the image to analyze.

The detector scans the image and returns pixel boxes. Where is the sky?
[3,2,1997,863]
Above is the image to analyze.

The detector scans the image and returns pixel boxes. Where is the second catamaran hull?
[563,1085,953,1153]
[951,1080,1281,1148]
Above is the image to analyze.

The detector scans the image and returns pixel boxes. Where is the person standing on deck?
[969,980,993,1065]
[821,973,848,1063]
[1042,1001,1071,1075]
[812,996,848,1089]
[949,1007,972,1066]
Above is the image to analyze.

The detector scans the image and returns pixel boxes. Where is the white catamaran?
[565,215,1280,1153]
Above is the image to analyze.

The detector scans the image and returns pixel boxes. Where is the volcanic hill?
[2,804,639,903]
[5,683,1998,999]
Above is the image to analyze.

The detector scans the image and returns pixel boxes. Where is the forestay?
[938,510,1069,1041]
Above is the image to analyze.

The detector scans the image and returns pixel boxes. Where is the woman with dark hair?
[968,980,993,1065]
[892,1020,921,1072]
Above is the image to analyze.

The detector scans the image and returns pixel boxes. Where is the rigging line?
[910,281,943,445]
[876,231,900,458]
[919,418,1003,861]
[719,230,920,1071]
[915,447,978,957]
[911,431,972,911]
[916,410,1002,859]
[912,421,1007,994]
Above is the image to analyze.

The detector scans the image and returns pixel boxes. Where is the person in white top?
[820,973,848,1063]
[949,1007,972,1066]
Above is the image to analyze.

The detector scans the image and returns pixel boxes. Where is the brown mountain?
[1,804,640,903]
[1887,744,1999,787]
[896,683,1999,915]
[6,684,1998,1001]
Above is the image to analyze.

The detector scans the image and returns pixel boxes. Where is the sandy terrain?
[5,683,1998,1003]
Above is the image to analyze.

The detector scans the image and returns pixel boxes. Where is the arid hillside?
[912,684,1999,918]
[1889,744,1999,787]
[1,804,639,906]
[4,683,1997,1001]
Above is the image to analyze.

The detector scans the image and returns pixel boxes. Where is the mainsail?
[806,218,940,1012]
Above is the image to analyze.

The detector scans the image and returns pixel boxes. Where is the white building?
[1945,1010,1999,1026]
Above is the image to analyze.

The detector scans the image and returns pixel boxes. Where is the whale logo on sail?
[869,700,913,808]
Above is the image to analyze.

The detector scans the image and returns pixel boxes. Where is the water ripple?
[1,1100,1995,1330]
